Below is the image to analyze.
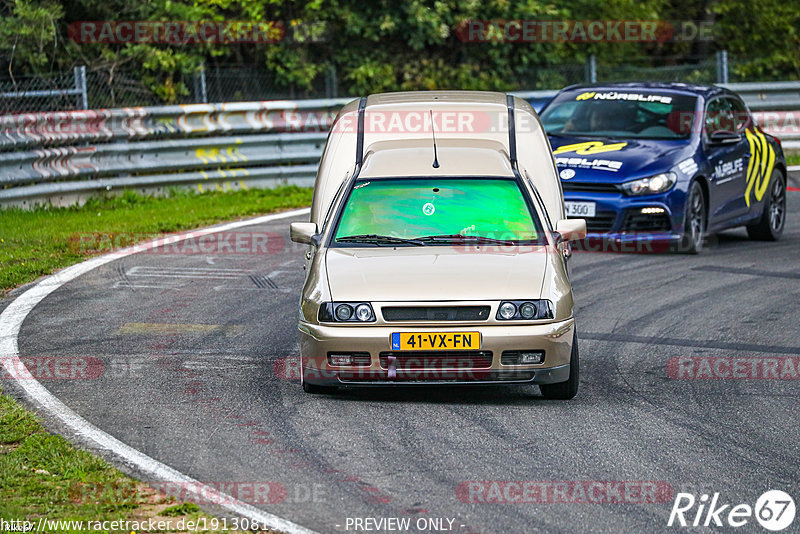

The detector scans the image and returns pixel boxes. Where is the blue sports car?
[539,83,788,253]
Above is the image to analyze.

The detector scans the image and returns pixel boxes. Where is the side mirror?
[290,222,318,245]
[555,219,587,243]
[709,130,741,145]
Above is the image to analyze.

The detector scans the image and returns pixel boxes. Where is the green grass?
[0,186,312,294]
[0,390,256,533]
[786,154,800,167]
[161,503,201,517]
[0,391,140,527]
[1,188,306,531]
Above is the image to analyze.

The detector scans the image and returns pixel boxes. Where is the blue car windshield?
[541,90,698,140]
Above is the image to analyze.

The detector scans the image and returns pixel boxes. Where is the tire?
[539,333,579,400]
[301,379,338,395]
[747,169,786,241]
[678,181,706,254]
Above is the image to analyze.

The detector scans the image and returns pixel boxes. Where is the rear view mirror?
[290,222,318,245]
[709,130,742,145]
[555,219,587,243]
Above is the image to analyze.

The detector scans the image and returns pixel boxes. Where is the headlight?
[355,304,373,322]
[621,172,676,196]
[319,302,375,323]
[499,302,517,320]
[335,304,353,321]
[497,300,554,320]
[519,302,537,319]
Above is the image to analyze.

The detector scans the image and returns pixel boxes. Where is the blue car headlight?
[621,172,677,196]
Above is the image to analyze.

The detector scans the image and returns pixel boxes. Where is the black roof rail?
[506,94,520,178]
[353,96,368,178]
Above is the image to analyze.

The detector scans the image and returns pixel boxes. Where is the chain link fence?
[0,53,791,114]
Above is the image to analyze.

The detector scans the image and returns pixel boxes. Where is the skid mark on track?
[583,331,800,355]
[692,265,800,280]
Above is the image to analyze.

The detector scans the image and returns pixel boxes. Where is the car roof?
[557,82,734,99]
[366,90,509,106]
[359,138,514,178]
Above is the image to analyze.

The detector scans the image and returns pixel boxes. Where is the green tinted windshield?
[333,178,542,243]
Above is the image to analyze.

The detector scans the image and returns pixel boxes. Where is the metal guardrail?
[0,100,349,207]
[1,85,799,208]
[0,98,349,151]
[719,81,800,111]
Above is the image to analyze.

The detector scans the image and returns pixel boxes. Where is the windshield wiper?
[414,234,519,245]
[336,234,426,246]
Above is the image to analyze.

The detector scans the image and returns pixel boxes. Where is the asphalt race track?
[6,182,800,533]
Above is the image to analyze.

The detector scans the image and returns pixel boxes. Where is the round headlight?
[335,304,353,321]
[519,302,537,319]
[355,304,372,322]
[499,302,517,320]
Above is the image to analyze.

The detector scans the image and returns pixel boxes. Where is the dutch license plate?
[391,332,480,351]
[565,201,596,217]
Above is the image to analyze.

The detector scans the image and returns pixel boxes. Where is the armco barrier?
[1,85,799,208]
[0,100,349,207]
[0,99,350,151]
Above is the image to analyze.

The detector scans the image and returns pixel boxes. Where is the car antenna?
[429,110,440,168]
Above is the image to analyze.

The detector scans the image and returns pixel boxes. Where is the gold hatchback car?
[290,91,586,399]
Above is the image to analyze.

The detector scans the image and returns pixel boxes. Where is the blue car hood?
[548,135,693,184]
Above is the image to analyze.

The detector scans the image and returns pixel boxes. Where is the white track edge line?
[788,165,800,171]
[0,207,317,534]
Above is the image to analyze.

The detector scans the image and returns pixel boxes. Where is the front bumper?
[298,318,575,387]
[563,188,687,250]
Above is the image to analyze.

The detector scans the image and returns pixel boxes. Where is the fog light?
[641,207,666,214]
[329,354,353,366]
[519,351,544,364]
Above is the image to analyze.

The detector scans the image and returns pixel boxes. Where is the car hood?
[325,246,549,302]
[549,135,692,184]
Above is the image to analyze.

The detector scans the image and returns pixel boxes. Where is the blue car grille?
[622,211,672,232]
[562,182,621,194]
[570,212,616,233]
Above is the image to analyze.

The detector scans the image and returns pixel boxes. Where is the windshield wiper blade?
[415,234,518,245]
[336,234,426,246]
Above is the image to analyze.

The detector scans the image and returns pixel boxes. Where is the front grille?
[379,351,493,369]
[622,211,672,232]
[381,306,490,322]
[570,212,616,233]
[562,182,621,194]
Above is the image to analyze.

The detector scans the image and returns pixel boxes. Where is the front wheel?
[679,181,706,254]
[747,169,786,241]
[539,333,579,400]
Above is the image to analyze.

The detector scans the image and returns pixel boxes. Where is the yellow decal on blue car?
[744,129,775,207]
[553,141,628,156]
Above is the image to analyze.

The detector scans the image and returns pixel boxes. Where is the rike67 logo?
[668,490,795,531]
